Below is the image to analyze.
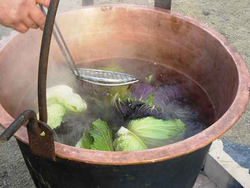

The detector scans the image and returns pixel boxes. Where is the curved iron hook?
[0,110,38,142]
[38,0,61,123]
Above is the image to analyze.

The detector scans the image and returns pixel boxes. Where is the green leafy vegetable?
[109,86,129,101]
[37,85,88,130]
[47,85,73,102]
[90,119,114,151]
[114,126,147,151]
[145,75,153,84]
[76,117,185,152]
[100,64,124,72]
[113,117,185,151]
[47,85,87,112]
[144,93,154,106]
[128,117,185,148]
[76,119,114,151]
[76,130,92,149]
[47,104,66,129]
[57,93,87,112]
[98,64,129,107]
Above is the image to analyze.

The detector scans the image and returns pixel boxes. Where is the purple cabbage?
[153,84,183,109]
[113,83,188,121]
[129,83,155,102]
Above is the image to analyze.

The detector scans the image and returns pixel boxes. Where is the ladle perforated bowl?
[0,2,249,188]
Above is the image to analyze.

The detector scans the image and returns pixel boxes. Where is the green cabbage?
[56,93,87,112]
[47,85,87,112]
[77,117,185,152]
[114,126,147,151]
[100,64,124,72]
[76,119,114,151]
[76,129,92,149]
[47,104,66,129]
[90,119,114,151]
[128,117,185,148]
[145,75,153,84]
[47,85,73,103]
[37,85,87,129]
[99,64,129,107]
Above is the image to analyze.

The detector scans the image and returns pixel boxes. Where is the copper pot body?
[0,5,249,188]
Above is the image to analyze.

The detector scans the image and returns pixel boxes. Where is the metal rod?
[0,110,56,160]
[0,110,37,142]
[52,23,76,73]
[54,21,80,76]
[40,6,80,77]
[38,0,60,123]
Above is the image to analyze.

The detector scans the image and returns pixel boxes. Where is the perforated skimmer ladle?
[40,6,139,86]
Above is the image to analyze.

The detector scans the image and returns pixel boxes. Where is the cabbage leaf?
[37,85,87,129]
[47,104,66,129]
[145,75,153,84]
[76,119,114,151]
[57,93,87,112]
[114,126,147,151]
[47,85,73,102]
[128,117,185,148]
[90,119,114,151]
[47,85,87,112]
[76,130,92,149]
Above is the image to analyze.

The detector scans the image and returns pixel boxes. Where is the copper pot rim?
[0,5,249,165]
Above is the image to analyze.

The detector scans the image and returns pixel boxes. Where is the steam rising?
[49,58,214,147]
[0,31,215,147]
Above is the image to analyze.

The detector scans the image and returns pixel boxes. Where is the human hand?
[0,0,50,33]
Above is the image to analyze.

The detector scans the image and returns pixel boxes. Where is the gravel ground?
[0,0,249,187]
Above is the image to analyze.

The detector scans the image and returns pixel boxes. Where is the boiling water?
[54,58,216,148]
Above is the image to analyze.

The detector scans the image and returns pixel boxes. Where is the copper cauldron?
[0,2,249,188]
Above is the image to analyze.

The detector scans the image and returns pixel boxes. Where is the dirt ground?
[0,0,249,187]
[172,0,250,147]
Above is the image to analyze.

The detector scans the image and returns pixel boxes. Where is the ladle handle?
[82,0,172,10]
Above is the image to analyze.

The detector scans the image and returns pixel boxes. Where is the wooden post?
[154,0,172,10]
[82,0,94,6]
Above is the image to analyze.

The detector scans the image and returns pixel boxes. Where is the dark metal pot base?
[18,140,211,188]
